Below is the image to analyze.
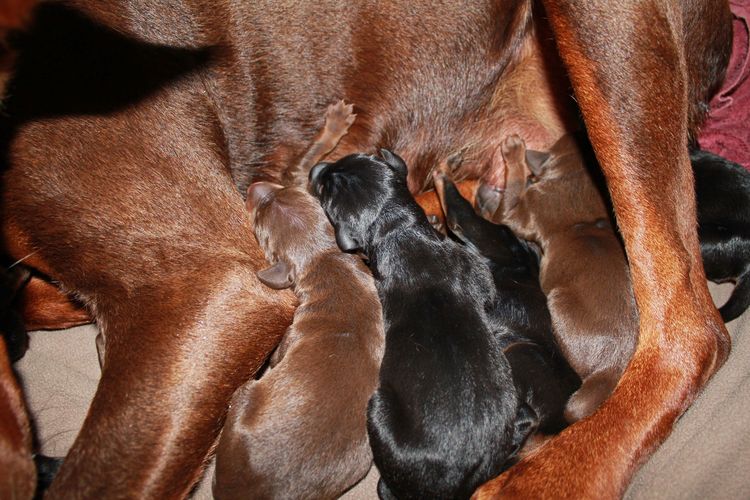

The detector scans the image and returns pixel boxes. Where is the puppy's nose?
[309,162,329,192]
[246,181,283,214]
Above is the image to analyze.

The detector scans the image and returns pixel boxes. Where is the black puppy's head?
[309,149,408,253]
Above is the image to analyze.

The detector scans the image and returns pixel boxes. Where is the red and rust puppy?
[0,0,732,497]
[213,103,384,499]
[482,133,639,423]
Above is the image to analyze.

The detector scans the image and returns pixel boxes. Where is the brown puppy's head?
[522,133,585,181]
[477,133,598,225]
[246,182,339,289]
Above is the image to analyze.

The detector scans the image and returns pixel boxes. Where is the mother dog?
[0,0,732,497]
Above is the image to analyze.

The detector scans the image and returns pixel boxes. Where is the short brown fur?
[214,104,383,499]
[489,133,638,422]
[0,0,733,496]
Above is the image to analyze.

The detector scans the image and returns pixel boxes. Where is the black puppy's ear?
[510,402,539,453]
[256,261,294,289]
[379,149,408,178]
[525,150,551,176]
[309,161,330,187]
[334,226,360,252]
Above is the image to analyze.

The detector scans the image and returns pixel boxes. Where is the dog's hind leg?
[3,84,296,497]
[473,0,733,498]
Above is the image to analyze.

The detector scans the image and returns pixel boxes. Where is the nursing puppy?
[213,102,384,500]
[483,134,639,423]
[693,149,750,322]
[310,151,535,500]
[433,166,580,437]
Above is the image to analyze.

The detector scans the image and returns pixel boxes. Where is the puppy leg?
[283,100,356,185]
[474,1,732,498]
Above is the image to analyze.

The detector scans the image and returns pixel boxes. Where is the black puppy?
[310,150,535,500]
[693,149,750,322]
[433,167,580,436]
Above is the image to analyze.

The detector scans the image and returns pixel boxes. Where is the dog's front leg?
[474,1,732,498]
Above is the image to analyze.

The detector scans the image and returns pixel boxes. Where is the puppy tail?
[719,269,750,322]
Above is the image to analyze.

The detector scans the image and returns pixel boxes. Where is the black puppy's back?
[693,149,750,322]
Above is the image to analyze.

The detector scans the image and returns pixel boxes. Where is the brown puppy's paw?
[500,134,527,165]
[324,100,356,138]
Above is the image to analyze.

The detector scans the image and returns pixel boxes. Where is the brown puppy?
[0,1,731,497]
[213,103,383,499]
[486,133,638,422]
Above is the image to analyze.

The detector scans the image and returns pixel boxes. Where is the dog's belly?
[202,0,577,194]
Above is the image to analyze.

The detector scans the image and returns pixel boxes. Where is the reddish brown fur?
[214,104,383,499]
[475,0,733,498]
[489,133,638,423]
[0,0,35,97]
[414,179,480,228]
[0,3,37,497]
[0,338,35,500]
[20,276,91,330]
[215,185,383,499]
[0,0,733,496]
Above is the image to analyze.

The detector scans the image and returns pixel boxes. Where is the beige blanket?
[14,282,749,499]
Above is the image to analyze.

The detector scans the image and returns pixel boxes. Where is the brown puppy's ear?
[256,261,294,289]
[379,149,408,178]
[524,150,551,176]
[334,226,359,252]
[246,182,283,213]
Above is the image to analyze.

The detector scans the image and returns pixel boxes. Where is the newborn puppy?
[693,149,750,322]
[213,102,384,500]
[433,165,580,436]
[310,151,535,500]
[481,134,639,423]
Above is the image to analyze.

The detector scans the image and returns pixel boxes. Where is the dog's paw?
[500,134,527,164]
[324,100,356,137]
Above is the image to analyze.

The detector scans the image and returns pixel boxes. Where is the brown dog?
[213,103,383,499]
[0,0,732,497]
[0,268,34,500]
[486,133,638,423]
[0,2,41,498]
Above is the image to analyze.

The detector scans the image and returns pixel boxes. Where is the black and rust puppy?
[310,150,535,500]
[432,165,580,437]
[693,149,750,322]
